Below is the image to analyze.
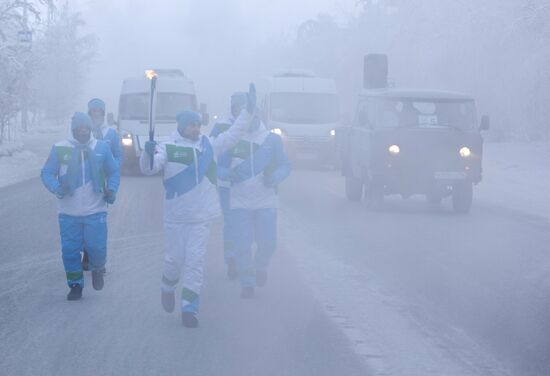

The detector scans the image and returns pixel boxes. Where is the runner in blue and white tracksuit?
[217,106,291,298]
[80,98,123,271]
[87,98,123,167]
[41,112,120,301]
[209,91,248,279]
[140,84,257,328]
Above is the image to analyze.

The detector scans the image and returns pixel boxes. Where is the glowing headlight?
[271,128,283,136]
[388,144,400,154]
[330,129,336,136]
[459,146,471,158]
[122,137,133,146]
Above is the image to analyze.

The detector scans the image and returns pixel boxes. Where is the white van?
[117,69,208,174]
[257,72,341,165]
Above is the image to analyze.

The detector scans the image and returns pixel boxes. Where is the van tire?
[452,181,473,214]
[345,173,363,202]
[366,178,384,207]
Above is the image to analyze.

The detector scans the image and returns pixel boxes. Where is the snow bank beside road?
[477,142,550,220]
[0,128,64,189]
[0,142,25,157]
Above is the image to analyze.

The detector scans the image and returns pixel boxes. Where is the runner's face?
[73,125,91,144]
[179,122,201,141]
[88,108,105,126]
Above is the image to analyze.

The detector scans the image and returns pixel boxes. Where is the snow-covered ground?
[0,136,547,375]
[477,142,550,221]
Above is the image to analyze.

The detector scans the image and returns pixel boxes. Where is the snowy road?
[279,166,550,376]
[1,166,549,375]
[0,176,367,376]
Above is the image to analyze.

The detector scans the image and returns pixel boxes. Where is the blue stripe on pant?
[232,208,277,288]
[59,212,108,287]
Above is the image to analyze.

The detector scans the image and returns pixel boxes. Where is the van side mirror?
[480,115,490,131]
[200,103,209,126]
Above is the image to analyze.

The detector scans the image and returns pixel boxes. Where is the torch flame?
[145,69,158,80]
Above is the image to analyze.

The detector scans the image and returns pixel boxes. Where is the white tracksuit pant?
[162,220,210,313]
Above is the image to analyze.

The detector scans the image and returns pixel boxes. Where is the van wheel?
[366,178,384,207]
[345,173,363,201]
[452,181,473,214]
[426,193,442,205]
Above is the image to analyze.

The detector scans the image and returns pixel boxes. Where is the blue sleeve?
[102,144,120,193]
[40,146,62,194]
[108,129,123,167]
[264,135,291,187]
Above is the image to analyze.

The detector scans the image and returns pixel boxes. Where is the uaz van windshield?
[119,93,197,121]
[371,98,476,130]
[270,93,340,124]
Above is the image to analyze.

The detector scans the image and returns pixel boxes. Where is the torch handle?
[149,130,154,170]
[148,77,157,170]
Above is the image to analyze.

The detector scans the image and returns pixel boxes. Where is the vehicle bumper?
[375,164,482,196]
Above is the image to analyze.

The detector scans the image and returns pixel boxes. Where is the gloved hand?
[103,189,116,204]
[55,185,67,199]
[144,140,157,156]
[246,83,256,114]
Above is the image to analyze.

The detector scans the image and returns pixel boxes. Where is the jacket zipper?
[193,147,199,185]
[81,151,86,186]
[250,141,254,176]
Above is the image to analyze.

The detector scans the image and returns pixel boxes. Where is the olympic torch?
[145,69,158,169]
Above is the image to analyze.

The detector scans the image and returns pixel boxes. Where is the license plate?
[295,152,318,160]
[434,171,466,180]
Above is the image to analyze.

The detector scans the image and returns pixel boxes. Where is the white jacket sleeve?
[139,143,167,175]
[210,110,253,156]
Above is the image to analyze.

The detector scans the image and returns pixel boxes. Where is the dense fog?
[1,1,550,376]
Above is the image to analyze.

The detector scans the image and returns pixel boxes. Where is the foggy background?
[74,0,358,118]
[2,2,550,376]
[76,0,549,141]
[2,0,549,141]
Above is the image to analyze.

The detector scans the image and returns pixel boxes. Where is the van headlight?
[459,146,471,158]
[330,129,336,137]
[388,144,400,155]
[122,136,133,146]
[271,128,283,136]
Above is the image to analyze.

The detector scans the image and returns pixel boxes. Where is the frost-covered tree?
[0,0,38,142]
[29,4,97,126]
[0,1,96,143]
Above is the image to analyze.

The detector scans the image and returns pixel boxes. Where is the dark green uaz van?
[340,55,490,213]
